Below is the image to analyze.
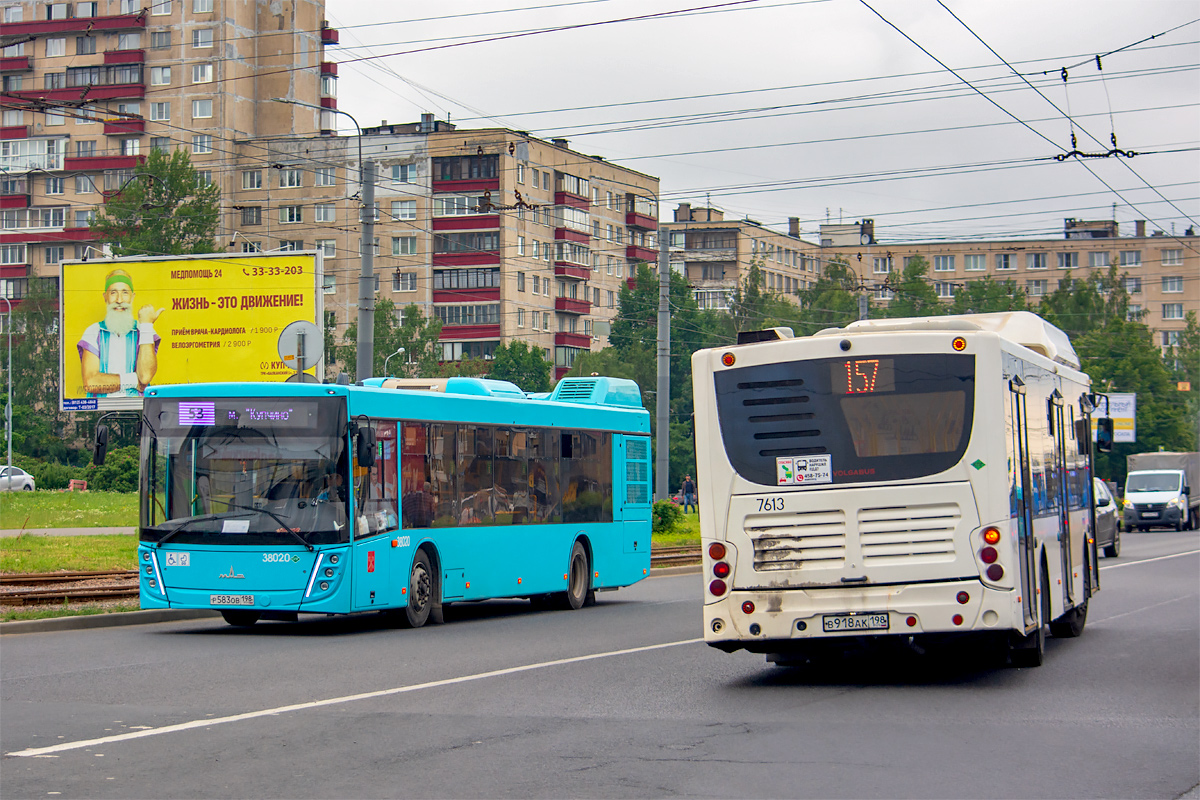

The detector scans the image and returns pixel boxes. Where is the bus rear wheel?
[403,550,433,628]
[1049,600,1087,638]
[221,610,260,627]
[560,541,594,610]
[1010,569,1048,668]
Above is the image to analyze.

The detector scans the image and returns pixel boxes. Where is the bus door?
[1050,390,1074,605]
[1010,377,1037,628]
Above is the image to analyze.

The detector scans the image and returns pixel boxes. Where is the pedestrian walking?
[681,475,697,514]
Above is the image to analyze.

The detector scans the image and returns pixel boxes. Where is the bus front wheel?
[404,550,433,628]
[221,610,260,627]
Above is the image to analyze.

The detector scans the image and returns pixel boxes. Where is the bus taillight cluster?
[980,527,1004,581]
[708,542,730,596]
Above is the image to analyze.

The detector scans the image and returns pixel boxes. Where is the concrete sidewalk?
[0,527,136,537]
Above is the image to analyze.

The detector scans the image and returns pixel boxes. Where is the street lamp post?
[383,347,405,378]
[271,99,375,380]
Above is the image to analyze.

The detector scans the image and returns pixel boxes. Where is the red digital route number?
[844,359,881,393]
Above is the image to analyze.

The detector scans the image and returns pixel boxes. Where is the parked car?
[1093,477,1119,557]
[0,466,35,492]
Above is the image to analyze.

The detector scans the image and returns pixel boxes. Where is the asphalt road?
[1,531,1196,800]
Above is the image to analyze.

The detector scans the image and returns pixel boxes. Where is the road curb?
[1,567,700,633]
[0,609,220,635]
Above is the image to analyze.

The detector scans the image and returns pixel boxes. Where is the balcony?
[438,324,500,340]
[103,48,144,64]
[104,117,145,135]
[626,244,657,263]
[554,228,588,244]
[0,125,28,139]
[432,215,499,232]
[320,61,338,76]
[432,177,499,194]
[554,332,590,349]
[7,83,144,103]
[554,264,589,280]
[0,12,145,36]
[432,288,500,304]
[626,211,657,230]
[63,154,144,171]
[0,193,31,209]
[0,226,92,245]
[0,56,32,72]
[554,191,589,210]
[320,96,336,109]
[555,297,590,315]
[320,25,339,45]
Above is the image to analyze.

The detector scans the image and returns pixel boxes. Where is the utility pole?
[655,232,670,501]
[357,160,376,381]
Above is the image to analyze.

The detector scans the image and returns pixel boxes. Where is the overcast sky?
[321,0,1200,244]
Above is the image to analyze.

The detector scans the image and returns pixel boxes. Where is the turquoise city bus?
[109,376,652,627]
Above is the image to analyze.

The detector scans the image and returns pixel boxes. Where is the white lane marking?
[7,637,704,758]
[1099,549,1199,571]
[1091,593,1196,625]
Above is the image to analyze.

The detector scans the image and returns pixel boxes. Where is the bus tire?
[561,540,592,610]
[1010,569,1047,668]
[1049,600,1087,638]
[403,550,433,628]
[221,610,260,627]
[1103,528,1121,558]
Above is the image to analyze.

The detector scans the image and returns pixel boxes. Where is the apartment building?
[823,218,1199,348]
[1,0,337,299]
[233,121,661,378]
[662,203,820,312]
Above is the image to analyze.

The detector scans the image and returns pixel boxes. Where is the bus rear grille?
[747,510,847,571]
[858,503,959,564]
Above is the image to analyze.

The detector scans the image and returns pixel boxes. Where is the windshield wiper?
[222,503,315,552]
[154,512,248,548]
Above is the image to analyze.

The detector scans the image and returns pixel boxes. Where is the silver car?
[0,466,35,492]
[1093,478,1119,557]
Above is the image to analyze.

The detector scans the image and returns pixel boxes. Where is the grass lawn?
[0,533,139,574]
[0,491,137,530]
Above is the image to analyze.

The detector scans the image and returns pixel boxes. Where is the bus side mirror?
[93,424,110,466]
[1095,418,1113,453]
[357,427,376,468]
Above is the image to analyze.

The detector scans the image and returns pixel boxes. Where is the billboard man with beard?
[77,269,163,397]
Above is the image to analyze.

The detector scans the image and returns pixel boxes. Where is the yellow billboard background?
[61,252,320,410]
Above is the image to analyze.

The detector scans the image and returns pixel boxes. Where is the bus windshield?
[140,396,350,546]
[714,353,974,485]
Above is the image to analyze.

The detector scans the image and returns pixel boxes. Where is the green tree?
[794,256,863,335]
[334,299,443,381]
[488,339,552,392]
[1037,265,1128,339]
[883,254,943,318]
[89,148,221,257]
[949,275,1029,314]
[726,260,801,335]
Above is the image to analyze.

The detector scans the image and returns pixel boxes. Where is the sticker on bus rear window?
[776,455,832,485]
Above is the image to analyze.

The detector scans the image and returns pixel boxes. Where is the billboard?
[60,251,323,411]
[1091,392,1137,444]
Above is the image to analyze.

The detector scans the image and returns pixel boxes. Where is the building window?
[517,308,525,328]
[516,163,525,184]
[150,31,171,49]
[872,256,892,274]
[1027,252,1048,270]
[392,271,416,292]
[278,168,302,188]
[150,67,171,86]
[933,255,955,272]
[934,281,955,298]
[279,206,302,224]
[433,195,485,216]
[1161,249,1183,266]
[314,204,335,223]
[1088,251,1110,268]
[241,242,261,253]
[323,273,336,294]
[607,290,614,308]
[191,134,212,154]
[150,0,170,14]
[1026,279,1048,297]
[193,0,212,10]
[75,209,95,227]
[75,36,96,55]
[150,102,170,121]
[391,199,416,220]
[315,239,336,258]
[44,246,64,265]
[120,138,139,156]
[1163,331,1182,347]
[45,37,66,57]
[1122,277,1141,294]
[1162,276,1183,293]
[1057,251,1078,269]
[279,240,303,251]
[532,276,540,295]
[392,236,417,255]
[0,245,26,265]
[1119,250,1141,267]
[391,164,414,182]
[995,253,1015,270]
[241,170,262,189]
[963,254,985,271]
[120,0,139,12]
[314,167,335,186]
[1162,303,1184,320]
[75,175,95,194]
[240,206,261,226]
[517,236,525,257]
[517,272,525,292]
[45,176,64,195]
[192,29,213,48]
[194,170,212,186]
[191,99,212,119]
[117,32,140,49]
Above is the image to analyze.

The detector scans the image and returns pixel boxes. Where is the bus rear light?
[906,616,917,627]
[713,561,730,579]
[721,352,736,367]
[709,579,727,596]
[952,614,964,626]
[980,546,998,564]
[708,542,726,560]
[741,601,755,614]
[986,564,1004,581]
[982,527,1001,544]
[956,591,969,604]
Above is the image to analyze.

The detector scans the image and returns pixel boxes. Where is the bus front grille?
[747,510,847,571]
[858,502,959,565]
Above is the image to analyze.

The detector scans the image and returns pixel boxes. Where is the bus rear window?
[713,353,974,485]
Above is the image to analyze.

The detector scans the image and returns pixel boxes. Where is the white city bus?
[692,312,1107,667]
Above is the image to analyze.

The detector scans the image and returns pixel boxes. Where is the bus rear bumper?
[704,579,1018,650]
